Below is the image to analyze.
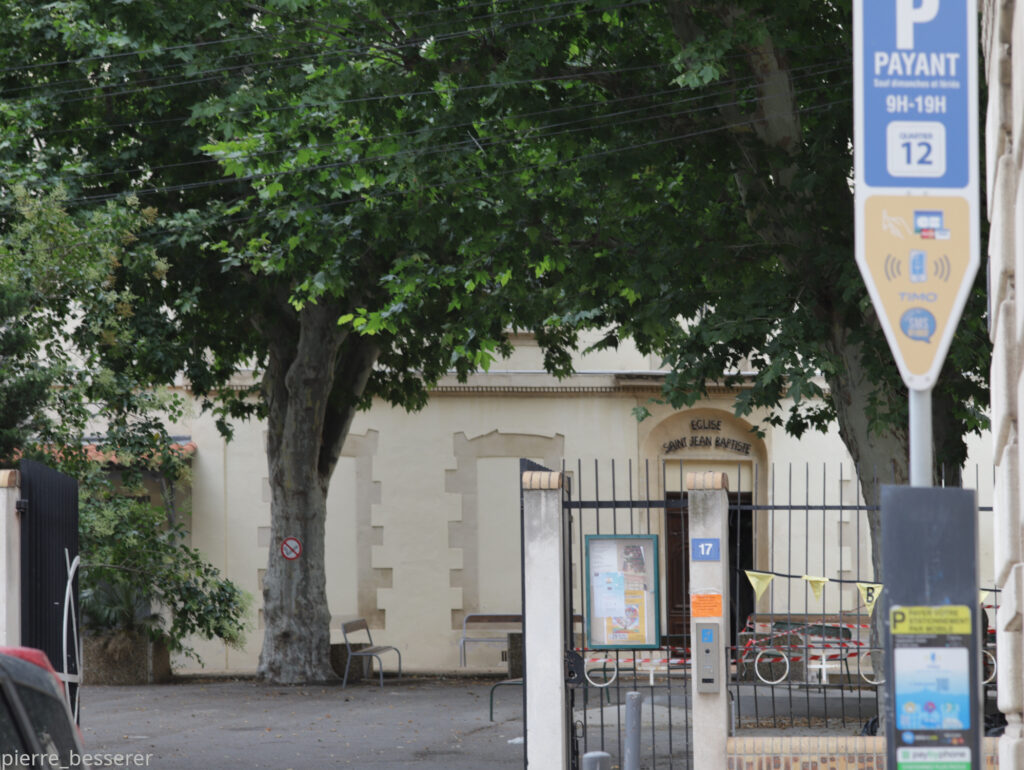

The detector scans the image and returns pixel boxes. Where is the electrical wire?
[3,0,659,106]
[0,0,537,78]
[91,95,853,240]
[0,32,269,76]
[0,38,326,99]
[52,60,852,185]
[65,73,851,204]
[0,0,629,78]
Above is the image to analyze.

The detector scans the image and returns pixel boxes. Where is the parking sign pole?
[908,388,932,486]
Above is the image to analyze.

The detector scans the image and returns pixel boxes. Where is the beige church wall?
[166,381,997,674]
[172,412,369,674]
[173,389,654,672]
[340,403,469,670]
[336,392,639,670]
[476,458,525,613]
[173,408,234,671]
[496,329,655,372]
[760,422,865,618]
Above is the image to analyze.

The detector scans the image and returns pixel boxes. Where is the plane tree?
[0,0,988,684]
[0,0,584,682]
[374,0,990,570]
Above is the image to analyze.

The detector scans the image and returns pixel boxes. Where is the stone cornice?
[184,368,828,399]
[429,371,753,397]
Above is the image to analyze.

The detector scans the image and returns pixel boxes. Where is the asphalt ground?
[76,674,897,769]
[78,675,527,770]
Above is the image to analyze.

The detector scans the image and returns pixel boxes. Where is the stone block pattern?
[726,737,999,770]
[985,0,1023,768]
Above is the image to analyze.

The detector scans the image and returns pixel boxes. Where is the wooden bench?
[341,618,402,688]
[458,614,521,667]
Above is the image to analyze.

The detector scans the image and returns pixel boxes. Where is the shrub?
[80,490,250,663]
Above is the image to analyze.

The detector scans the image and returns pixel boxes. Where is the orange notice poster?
[691,593,722,618]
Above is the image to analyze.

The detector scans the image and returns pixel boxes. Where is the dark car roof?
[0,651,64,698]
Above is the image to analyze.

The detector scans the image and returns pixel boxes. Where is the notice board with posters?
[584,534,660,649]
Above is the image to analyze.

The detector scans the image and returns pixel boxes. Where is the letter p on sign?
[896,0,939,49]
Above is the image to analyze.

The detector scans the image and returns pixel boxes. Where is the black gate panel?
[19,459,79,712]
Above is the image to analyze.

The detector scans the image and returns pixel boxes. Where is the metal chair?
[341,618,402,688]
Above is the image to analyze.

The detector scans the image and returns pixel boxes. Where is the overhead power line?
[3,0,658,106]
[0,0,622,78]
[89,94,846,248]
[29,54,848,180]
[61,67,850,204]
[0,32,268,76]
[66,93,851,214]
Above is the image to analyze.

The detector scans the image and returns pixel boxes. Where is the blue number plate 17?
[691,538,720,562]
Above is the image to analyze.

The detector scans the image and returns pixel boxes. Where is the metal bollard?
[624,691,642,770]
[582,751,612,770]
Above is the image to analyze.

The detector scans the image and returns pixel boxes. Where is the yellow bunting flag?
[979,589,990,606]
[802,575,830,601]
[857,583,884,615]
[744,571,775,601]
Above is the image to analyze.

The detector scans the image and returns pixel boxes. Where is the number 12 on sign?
[887,122,945,178]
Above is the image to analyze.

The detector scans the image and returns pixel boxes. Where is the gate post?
[522,470,568,769]
[0,469,20,645]
[687,472,730,770]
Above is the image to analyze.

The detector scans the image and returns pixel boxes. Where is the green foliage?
[0,188,247,664]
[0,1,988,466]
[79,486,250,660]
[0,188,187,470]
[0,0,990,675]
[0,285,53,462]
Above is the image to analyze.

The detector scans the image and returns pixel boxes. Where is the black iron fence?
[19,459,80,721]
[553,459,996,767]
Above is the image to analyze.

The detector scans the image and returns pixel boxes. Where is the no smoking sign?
[281,537,302,561]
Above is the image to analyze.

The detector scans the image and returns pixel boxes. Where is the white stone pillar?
[0,469,21,646]
[980,0,1023,764]
[687,471,730,770]
[522,470,568,769]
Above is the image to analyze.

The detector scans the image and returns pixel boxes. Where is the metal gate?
[562,460,694,770]
[520,459,996,768]
[519,459,696,769]
[19,459,80,720]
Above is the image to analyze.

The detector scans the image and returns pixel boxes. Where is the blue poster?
[893,647,971,730]
[592,571,626,617]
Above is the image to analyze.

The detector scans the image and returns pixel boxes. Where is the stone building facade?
[983,0,1024,764]
[158,329,993,674]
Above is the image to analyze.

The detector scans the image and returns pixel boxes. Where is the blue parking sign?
[860,0,971,188]
[854,0,979,391]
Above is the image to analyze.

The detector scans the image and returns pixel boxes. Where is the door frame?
[664,491,754,646]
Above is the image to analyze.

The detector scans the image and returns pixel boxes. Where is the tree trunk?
[257,301,378,684]
[825,324,909,565]
[662,5,980,728]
